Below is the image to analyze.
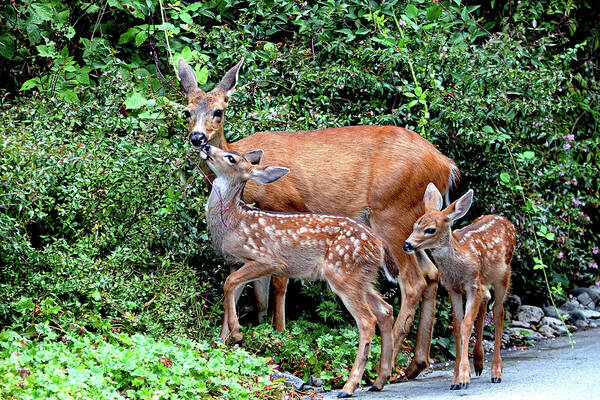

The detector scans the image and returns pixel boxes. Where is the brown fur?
[405,184,516,389]
[203,145,394,396]
[179,58,459,376]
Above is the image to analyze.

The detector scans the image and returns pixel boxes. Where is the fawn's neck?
[206,176,245,250]
[430,228,462,263]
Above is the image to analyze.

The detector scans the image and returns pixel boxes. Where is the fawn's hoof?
[337,391,353,398]
[404,360,427,379]
[491,377,502,383]
[368,386,381,392]
[450,382,469,390]
[474,366,483,376]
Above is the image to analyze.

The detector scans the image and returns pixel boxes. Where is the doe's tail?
[382,246,399,283]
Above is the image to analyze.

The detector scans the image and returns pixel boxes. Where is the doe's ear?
[244,149,263,165]
[251,166,289,185]
[423,182,444,211]
[214,58,244,98]
[445,189,474,222]
[177,58,199,94]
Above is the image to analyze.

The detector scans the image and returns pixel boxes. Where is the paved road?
[324,328,600,400]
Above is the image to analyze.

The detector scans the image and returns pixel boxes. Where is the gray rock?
[517,305,545,324]
[577,292,594,308]
[590,322,599,328]
[541,316,568,334]
[538,325,557,338]
[581,309,600,319]
[544,306,560,318]
[574,319,589,329]
[561,299,583,311]
[513,327,544,341]
[563,309,588,323]
[572,287,600,301]
[308,375,323,388]
[505,294,521,316]
[273,371,305,390]
[511,320,531,329]
[482,339,495,353]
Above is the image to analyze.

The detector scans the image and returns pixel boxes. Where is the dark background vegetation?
[1,0,598,397]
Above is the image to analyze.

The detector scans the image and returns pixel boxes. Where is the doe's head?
[178,58,244,147]
[200,145,289,186]
[403,183,474,253]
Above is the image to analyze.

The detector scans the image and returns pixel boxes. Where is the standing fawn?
[201,144,397,397]
[403,183,516,390]
[179,57,460,378]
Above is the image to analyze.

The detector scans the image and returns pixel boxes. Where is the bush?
[0,0,598,388]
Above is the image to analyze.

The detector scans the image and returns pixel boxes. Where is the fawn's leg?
[448,291,464,389]
[221,262,277,343]
[252,276,271,324]
[272,276,288,331]
[456,287,483,389]
[473,289,491,377]
[491,282,508,383]
[366,290,394,391]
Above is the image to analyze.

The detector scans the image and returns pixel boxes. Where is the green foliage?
[242,319,409,390]
[0,308,283,399]
[0,0,599,393]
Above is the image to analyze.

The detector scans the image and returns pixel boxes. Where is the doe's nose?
[190,132,207,147]
[403,242,414,252]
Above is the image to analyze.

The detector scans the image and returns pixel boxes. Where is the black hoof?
[475,368,483,376]
[460,382,469,389]
[450,384,460,390]
[337,392,352,398]
[418,361,427,369]
[491,377,502,383]
[368,386,381,392]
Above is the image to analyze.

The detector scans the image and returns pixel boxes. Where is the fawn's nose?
[190,132,207,147]
[403,242,414,253]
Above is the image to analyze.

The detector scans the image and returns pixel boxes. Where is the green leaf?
[195,65,209,85]
[91,290,102,301]
[180,12,193,25]
[522,151,535,159]
[499,172,510,183]
[20,77,41,91]
[30,2,53,22]
[125,91,148,110]
[59,89,79,102]
[426,5,443,21]
[119,28,139,44]
[14,297,34,314]
[135,31,148,46]
[0,33,15,59]
[405,5,418,19]
[414,86,423,98]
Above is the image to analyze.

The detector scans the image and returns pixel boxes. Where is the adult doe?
[403,183,515,390]
[201,144,396,397]
[178,58,459,377]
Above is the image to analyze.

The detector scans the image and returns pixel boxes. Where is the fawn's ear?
[244,149,263,165]
[423,182,444,211]
[251,166,289,185]
[177,58,199,95]
[444,189,474,222]
[214,58,244,98]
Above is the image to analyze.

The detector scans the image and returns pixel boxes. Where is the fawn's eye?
[225,155,236,164]
[214,109,224,118]
[424,228,436,235]
[183,110,191,120]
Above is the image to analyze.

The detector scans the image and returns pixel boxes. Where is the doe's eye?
[214,109,224,118]
[424,228,436,235]
[183,110,191,120]
[225,155,236,164]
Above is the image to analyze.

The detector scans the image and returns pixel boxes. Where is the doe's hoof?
[368,386,381,392]
[475,367,483,376]
[450,383,469,390]
[450,384,460,390]
[491,377,502,383]
[337,391,353,398]
[460,382,469,389]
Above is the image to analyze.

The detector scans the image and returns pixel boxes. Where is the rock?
[505,294,521,316]
[272,371,305,390]
[561,300,582,311]
[308,375,323,388]
[512,327,544,341]
[581,309,600,319]
[541,316,568,334]
[517,305,545,324]
[590,322,599,328]
[577,292,594,308]
[538,325,557,338]
[563,309,588,323]
[510,320,531,329]
[574,319,589,329]
[572,287,600,301]
[544,306,560,318]
[482,339,495,353]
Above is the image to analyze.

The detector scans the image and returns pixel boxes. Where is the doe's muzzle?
[190,132,207,147]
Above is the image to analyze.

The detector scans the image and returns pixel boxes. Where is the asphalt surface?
[324,328,600,400]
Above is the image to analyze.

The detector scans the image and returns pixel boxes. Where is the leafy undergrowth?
[242,319,410,390]
[0,320,284,400]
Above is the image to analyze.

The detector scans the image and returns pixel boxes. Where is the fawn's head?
[178,58,244,148]
[200,145,289,187]
[403,183,474,253]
